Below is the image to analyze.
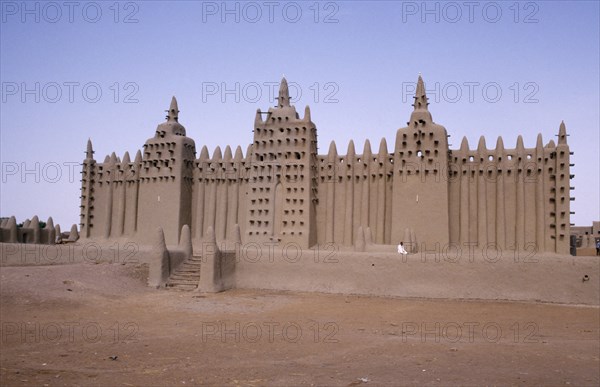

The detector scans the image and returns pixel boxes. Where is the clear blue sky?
[1,0,598,228]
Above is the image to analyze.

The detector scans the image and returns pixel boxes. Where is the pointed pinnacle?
[378,137,388,156]
[460,136,469,151]
[558,121,567,145]
[212,146,222,160]
[304,105,311,122]
[223,145,232,160]
[167,96,179,121]
[536,133,544,151]
[199,145,210,161]
[416,75,425,98]
[278,77,290,107]
[86,138,94,159]
[413,74,429,111]
[363,139,372,157]
[328,140,338,156]
[496,136,505,151]
[477,136,487,152]
[516,135,525,150]
[234,145,244,160]
[347,140,356,158]
[409,75,432,123]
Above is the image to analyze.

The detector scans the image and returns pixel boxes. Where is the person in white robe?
[397,242,408,255]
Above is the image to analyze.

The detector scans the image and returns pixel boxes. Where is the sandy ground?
[1,262,599,386]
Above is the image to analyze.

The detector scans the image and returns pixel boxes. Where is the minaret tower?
[137,97,196,245]
[79,138,96,238]
[247,77,318,248]
[554,121,572,254]
[391,75,451,249]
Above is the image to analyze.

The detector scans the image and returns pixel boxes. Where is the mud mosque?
[75,76,572,255]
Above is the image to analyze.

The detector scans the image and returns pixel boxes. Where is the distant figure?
[596,239,600,256]
[397,242,408,255]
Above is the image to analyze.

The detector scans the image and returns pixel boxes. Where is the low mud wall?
[232,246,599,305]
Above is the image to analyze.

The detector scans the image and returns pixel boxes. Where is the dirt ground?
[1,263,598,386]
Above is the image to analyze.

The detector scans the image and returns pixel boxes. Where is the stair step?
[166,283,198,291]
[177,267,200,273]
[171,271,199,277]
[167,278,199,285]
[163,255,204,291]
[182,260,202,265]
[170,274,200,281]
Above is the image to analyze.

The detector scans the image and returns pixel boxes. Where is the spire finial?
[166,96,179,122]
[414,75,428,111]
[558,120,567,145]
[86,138,94,159]
[278,77,290,108]
[408,74,433,124]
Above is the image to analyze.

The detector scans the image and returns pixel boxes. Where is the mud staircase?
[165,255,202,291]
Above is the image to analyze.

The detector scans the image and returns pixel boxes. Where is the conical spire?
[234,145,244,161]
[212,146,222,160]
[223,145,232,160]
[477,136,487,152]
[199,145,209,161]
[516,135,525,152]
[409,75,433,125]
[495,136,505,152]
[363,139,372,158]
[327,141,338,162]
[460,136,470,152]
[536,133,544,150]
[414,75,427,110]
[558,120,567,145]
[278,77,290,108]
[86,138,94,159]
[304,105,311,121]
[347,140,356,159]
[378,137,388,156]
[167,96,179,122]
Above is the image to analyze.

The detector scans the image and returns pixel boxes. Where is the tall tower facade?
[554,122,572,254]
[79,139,95,238]
[391,76,451,248]
[136,97,196,245]
[246,78,318,248]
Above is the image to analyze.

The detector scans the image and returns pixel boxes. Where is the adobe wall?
[315,139,394,246]
[3,239,596,305]
[448,127,571,255]
[79,76,572,254]
[232,247,599,305]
